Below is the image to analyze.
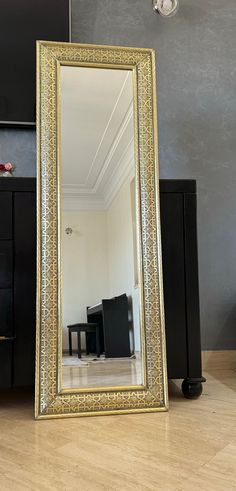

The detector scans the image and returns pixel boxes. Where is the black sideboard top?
[0,177,36,192]
[0,178,196,194]
[159,180,196,194]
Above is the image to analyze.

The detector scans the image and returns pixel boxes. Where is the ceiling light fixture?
[153,0,179,17]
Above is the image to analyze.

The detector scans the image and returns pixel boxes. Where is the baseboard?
[202,350,236,370]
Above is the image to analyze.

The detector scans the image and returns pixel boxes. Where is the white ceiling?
[61,65,135,210]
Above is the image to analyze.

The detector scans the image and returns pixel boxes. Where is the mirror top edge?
[36,39,155,56]
[58,60,136,71]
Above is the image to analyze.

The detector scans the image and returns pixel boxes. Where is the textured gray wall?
[0,129,36,177]
[1,0,236,349]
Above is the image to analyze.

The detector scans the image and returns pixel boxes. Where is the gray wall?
[1,0,236,349]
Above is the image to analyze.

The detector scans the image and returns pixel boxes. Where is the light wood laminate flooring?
[0,356,236,490]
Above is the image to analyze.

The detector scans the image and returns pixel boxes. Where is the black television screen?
[0,0,70,126]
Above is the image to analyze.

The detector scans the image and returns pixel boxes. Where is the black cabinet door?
[13,192,36,387]
[0,289,13,337]
[0,342,12,388]
[160,193,188,378]
[0,241,13,337]
[0,192,13,388]
[0,241,13,288]
[0,192,12,239]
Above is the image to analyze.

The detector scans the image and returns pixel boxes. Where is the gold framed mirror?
[35,41,168,419]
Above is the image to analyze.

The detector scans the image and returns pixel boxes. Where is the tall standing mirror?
[36,41,168,418]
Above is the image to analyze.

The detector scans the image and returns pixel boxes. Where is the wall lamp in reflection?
[153,0,179,17]
[65,227,73,236]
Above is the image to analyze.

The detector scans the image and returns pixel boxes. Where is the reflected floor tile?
[62,355,142,388]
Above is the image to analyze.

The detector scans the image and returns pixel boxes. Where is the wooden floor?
[0,355,236,490]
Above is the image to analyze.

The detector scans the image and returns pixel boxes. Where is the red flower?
[0,162,14,173]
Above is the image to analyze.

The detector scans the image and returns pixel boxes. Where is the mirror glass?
[60,65,143,390]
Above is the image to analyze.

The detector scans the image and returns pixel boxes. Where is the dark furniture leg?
[96,326,100,358]
[182,377,206,399]
[68,330,72,356]
[77,332,81,358]
[182,192,206,398]
[85,332,90,355]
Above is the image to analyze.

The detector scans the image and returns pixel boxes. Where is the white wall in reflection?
[62,173,140,353]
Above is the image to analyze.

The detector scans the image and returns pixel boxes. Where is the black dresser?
[160,180,205,397]
[0,178,36,389]
[0,178,205,397]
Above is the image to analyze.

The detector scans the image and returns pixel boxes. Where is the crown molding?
[93,103,133,192]
[62,197,105,211]
[85,72,132,187]
[62,106,135,211]
[62,141,134,211]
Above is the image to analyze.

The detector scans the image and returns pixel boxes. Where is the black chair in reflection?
[67,323,100,359]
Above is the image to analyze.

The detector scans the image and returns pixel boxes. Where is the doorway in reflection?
[60,65,143,389]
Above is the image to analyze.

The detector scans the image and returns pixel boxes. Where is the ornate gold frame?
[35,40,168,419]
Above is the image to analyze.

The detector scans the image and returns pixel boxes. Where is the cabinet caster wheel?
[181,377,205,399]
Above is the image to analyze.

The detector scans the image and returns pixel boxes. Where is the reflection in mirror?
[60,66,143,389]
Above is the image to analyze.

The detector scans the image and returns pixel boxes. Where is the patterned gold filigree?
[35,41,168,418]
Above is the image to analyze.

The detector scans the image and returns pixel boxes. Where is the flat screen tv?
[0,0,71,126]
